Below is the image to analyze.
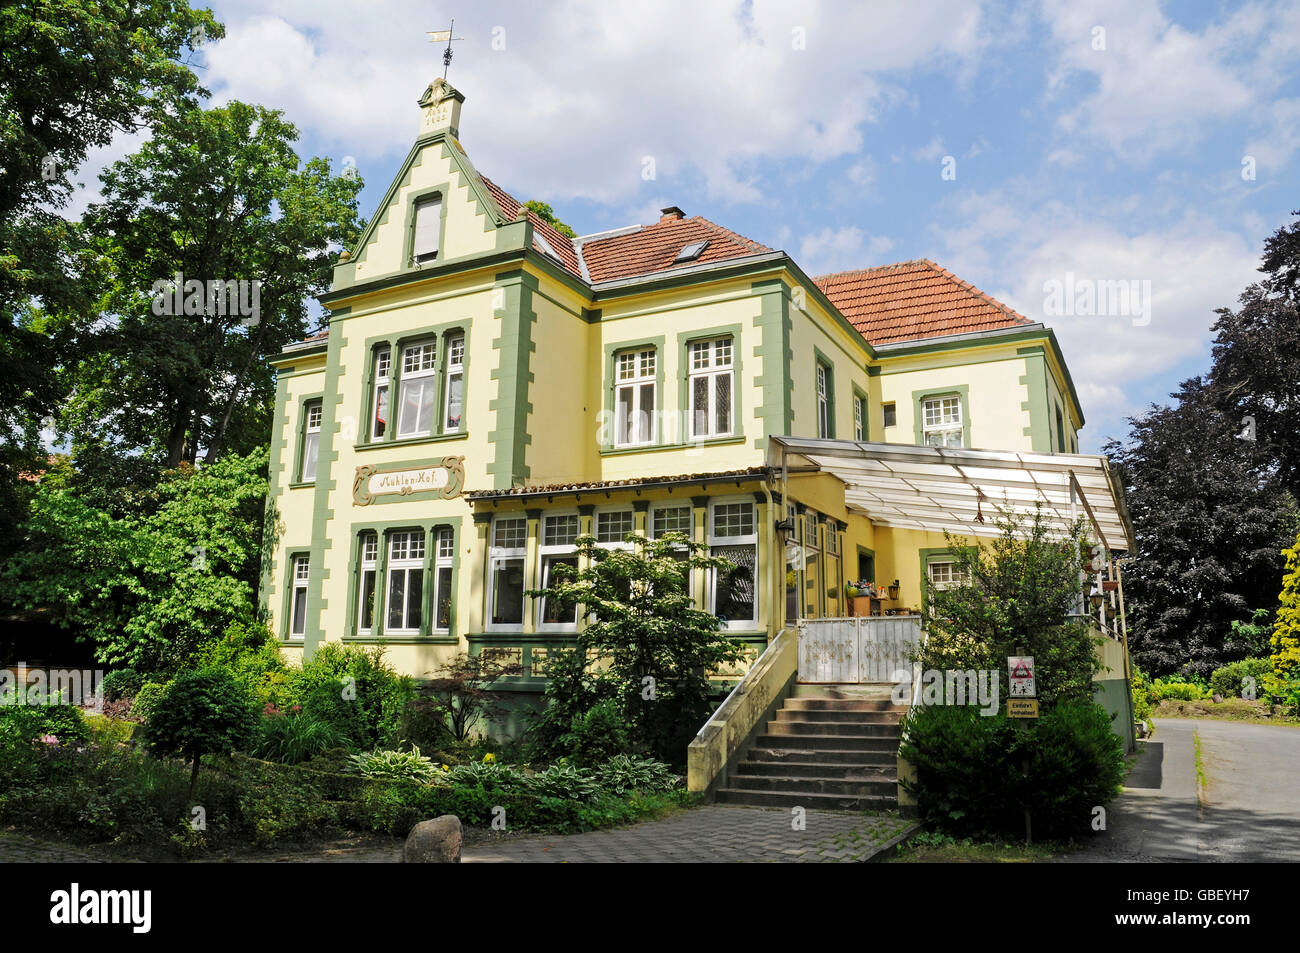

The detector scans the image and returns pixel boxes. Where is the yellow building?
[263,79,1132,731]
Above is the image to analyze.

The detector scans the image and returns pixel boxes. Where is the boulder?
[403,815,462,863]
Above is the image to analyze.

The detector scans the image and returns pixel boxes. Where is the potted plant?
[847,581,871,618]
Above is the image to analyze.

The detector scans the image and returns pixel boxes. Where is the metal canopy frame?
[769,437,1135,554]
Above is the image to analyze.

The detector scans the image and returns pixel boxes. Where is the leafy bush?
[1130,666,1154,730]
[131,681,168,723]
[348,746,439,784]
[547,697,637,767]
[1208,658,1273,699]
[523,764,601,801]
[192,621,291,708]
[141,668,260,798]
[101,668,144,702]
[901,700,1125,839]
[254,712,345,764]
[446,761,523,789]
[288,644,414,750]
[1148,678,1207,702]
[0,697,90,747]
[594,755,678,796]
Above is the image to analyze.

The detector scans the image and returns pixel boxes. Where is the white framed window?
[371,348,391,440]
[397,341,438,438]
[802,512,822,619]
[708,498,758,628]
[688,337,733,439]
[650,503,694,594]
[614,348,656,447]
[301,400,322,481]
[433,528,454,632]
[289,555,310,639]
[385,530,425,634]
[816,362,832,439]
[443,332,465,433]
[927,560,970,590]
[412,194,441,264]
[882,401,897,429]
[922,394,963,447]
[538,513,580,629]
[853,394,866,441]
[489,517,527,629]
[357,532,378,634]
[595,509,635,548]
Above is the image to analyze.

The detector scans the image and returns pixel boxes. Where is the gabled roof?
[577,216,772,284]
[814,259,1034,346]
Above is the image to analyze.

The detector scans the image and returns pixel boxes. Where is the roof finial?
[427,19,464,80]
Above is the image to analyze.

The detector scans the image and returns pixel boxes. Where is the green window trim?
[343,517,463,643]
[401,183,451,271]
[279,549,312,643]
[912,384,972,449]
[854,545,876,585]
[359,322,471,449]
[918,545,978,612]
[602,334,666,451]
[813,346,836,439]
[293,394,324,484]
[677,323,743,444]
[851,385,869,441]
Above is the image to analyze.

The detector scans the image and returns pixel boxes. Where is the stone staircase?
[714,685,906,811]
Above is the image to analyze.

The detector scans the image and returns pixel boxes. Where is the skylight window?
[673,240,709,263]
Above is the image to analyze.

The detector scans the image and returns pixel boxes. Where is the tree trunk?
[189,754,201,803]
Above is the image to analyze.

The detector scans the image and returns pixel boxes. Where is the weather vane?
[427,19,464,80]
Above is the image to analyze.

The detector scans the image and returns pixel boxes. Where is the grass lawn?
[884,834,1064,863]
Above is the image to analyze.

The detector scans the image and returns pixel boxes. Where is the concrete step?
[735,760,896,780]
[728,774,898,796]
[755,732,899,751]
[791,683,899,701]
[767,720,901,738]
[715,788,897,811]
[783,697,905,712]
[773,707,903,724]
[747,746,897,765]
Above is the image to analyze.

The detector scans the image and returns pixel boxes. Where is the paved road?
[1060,718,1300,863]
[462,806,916,863]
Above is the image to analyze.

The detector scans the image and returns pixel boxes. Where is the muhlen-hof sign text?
[353,457,465,505]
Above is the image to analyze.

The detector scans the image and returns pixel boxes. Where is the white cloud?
[199,0,992,206]
[912,136,946,161]
[798,226,894,276]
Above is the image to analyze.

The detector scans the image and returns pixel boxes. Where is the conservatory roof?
[768,437,1136,554]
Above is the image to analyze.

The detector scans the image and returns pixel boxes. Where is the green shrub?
[901,700,1125,839]
[348,746,439,784]
[446,761,523,789]
[1130,666,1155,729]
[300,679,370,749]
[0,698,90,747]
[131,681,168,723]
[1208,658,1273,699]
[142,668,260,798]
[1149,678,1207,702]
[288,644,415,749]
[594,755,678,796]
[101,668,144,702]
[254,712,345,764]
[554,698,637,767]
[192,621,291,708]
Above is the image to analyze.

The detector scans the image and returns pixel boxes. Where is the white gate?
[797,615,922,684]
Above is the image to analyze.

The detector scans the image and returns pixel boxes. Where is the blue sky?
[74,0,1300,451]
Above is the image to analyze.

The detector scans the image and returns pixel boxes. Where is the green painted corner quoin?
[487,268,538,489]
[751,278,794,449]
[1017,346,1051,452]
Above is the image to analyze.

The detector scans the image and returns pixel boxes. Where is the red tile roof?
[480,176,583,279]
[814,259,1034,346]
[579,216,772,284]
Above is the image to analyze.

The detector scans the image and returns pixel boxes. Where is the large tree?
[0,0,221,553]
[68,101,363,466]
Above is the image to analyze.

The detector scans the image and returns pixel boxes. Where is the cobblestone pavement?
[2,809,916,864]
[462,806,916,863]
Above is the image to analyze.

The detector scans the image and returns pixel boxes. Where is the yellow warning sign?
[1007,698,1039,718]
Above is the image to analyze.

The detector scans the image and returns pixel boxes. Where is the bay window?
[614,348,656,447]
[709,499,758,628]
[386,530,425,633]
[688,337,733,439]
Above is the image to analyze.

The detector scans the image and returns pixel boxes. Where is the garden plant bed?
[1154,698,1300,726]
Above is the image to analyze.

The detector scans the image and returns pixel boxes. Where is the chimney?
[659,206,685,223]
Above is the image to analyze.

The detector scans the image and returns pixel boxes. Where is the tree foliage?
[422,651,524,743]
[523,199,577,238]
[528,532,746,766]
[920,506,1101,707]
[0,448,270,672]
[142,666,259,799]
[1270,532,1300,688]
